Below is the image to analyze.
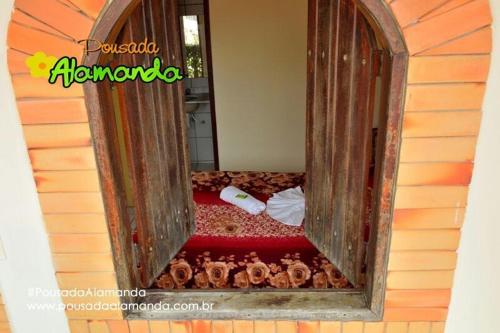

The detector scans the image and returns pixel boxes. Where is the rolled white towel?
[220,186,266,215]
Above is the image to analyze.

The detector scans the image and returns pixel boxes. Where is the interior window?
[181,15,204,78]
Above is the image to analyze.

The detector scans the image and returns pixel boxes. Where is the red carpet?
[153,191,351,290]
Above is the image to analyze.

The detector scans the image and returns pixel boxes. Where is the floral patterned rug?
[153,191,351,290]
[155,248,350,289]
[194,203,305,238]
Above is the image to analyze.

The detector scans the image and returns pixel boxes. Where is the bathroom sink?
[185,93,210,104]
[184,93,210,113]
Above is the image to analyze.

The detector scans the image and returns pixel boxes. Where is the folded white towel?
[220,186,266,215]
[266,186,305,226]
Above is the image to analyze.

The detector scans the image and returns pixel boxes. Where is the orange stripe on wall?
[397,162,473,186]
[407,55,490,83]
[388,251,457,271]
[17,98,88,125]
[418,26,492,56]
[393,208,464,230]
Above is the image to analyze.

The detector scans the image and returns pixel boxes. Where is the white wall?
[209,0,307,172]
[0,1,69,332]
[446,2,500,333]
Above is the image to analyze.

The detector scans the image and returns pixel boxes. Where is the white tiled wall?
[185,77,214,168]
[184,77,209,94]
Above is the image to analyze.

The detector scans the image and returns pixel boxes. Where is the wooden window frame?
[83,0,408,321]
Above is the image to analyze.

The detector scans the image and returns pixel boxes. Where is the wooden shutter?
[305,0,379,287]
[113,0,195,288]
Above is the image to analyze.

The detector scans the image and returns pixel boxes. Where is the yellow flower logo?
[25,51,58,79]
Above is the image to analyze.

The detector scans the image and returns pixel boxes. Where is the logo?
[25,39,183,88]
[78,38,160,56]
[25,52,58,79]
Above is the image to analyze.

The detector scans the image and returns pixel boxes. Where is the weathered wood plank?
[129,291,374,321]
[304,0,330,279]
[112,0,194,288]
[81,0,145,311]
[305,0,379,287]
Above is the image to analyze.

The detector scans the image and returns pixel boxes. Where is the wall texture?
[445,0,500,332]
[1,0,495,332]
[0,0,69,332]
[0,293,10,333]
[209,0,308,172]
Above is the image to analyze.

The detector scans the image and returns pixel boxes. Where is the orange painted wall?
[0,292,10,333]
[5,0,493,332]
